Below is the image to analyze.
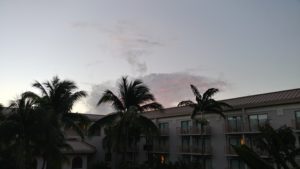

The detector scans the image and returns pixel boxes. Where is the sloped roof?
[142,88,300,119]
[222,88,300,109]
[63,139,96,154]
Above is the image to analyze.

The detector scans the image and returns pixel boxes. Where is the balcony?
[225,145,268,157]
[224,123,243,133]
[152,144,169,153]
[127,146,139,152]
[159,128,169,136]
[291,120,300,131]
[225,145,238,156]
[177,126,211,135]
[178,145,212,155]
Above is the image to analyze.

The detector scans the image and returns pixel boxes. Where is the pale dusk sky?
[0,0,299,114]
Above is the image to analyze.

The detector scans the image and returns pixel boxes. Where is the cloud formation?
[87,72,227,114]
[71,21,162,75]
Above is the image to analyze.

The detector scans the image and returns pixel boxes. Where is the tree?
[89,76,163,163]
[0,94,70,169]
[178,85,231,156]
[178,85,231,120]
[24,76,89,138]
[233,124,300,169]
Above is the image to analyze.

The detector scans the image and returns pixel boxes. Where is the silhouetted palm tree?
[178,85,231,120]
[233,124,300,169]
[89,76,163,162]
[0,94,70,169]
[24,76,89,138]
[178,85,231,156]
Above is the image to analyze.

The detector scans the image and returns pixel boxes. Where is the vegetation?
[0,76,88,169]
[89,76,163,163]
[178,85,231,122]
[24,76,89,138]
[178,85,231,155]
[233,124,300,169]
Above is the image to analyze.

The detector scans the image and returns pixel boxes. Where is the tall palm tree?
[178,85,231,120]
[24,76,89,138]
[178,85,231,156]
[89,76,163,162]
[0,94,71,169]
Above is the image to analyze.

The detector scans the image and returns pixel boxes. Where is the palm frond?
[202,88,219,101]
[33,81,49,98]
[191,106,200,119]
[97,90,124,111]
[88,113,120,136]
[140,102,163,111]
[190,84,202,100]
[137,115,159,136]
[177,100,195,107]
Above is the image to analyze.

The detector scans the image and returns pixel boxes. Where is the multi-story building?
[59,88,300,169]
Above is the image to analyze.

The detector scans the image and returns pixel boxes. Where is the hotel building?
[63,88,300,169]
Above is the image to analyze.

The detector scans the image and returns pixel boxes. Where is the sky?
[0,0,299,114]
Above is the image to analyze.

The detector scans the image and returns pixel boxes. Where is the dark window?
[249,114,268,131]
[227,116,242,132]
[230,159,245,169]
[72,156,83,169]
[295,111,300,129]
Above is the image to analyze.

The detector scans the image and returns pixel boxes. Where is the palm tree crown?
[89,76,163,157]
[178,85,231,119]
[97,76,163,113]
[24,76,89,138]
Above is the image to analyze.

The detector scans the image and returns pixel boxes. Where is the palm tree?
[89,76,163,163]
[24,76,89,138]
[178,85,231,120]
[0,94,71,169]
[178,85,231,155]
[233,124,300,169]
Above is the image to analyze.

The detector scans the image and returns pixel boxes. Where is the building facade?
[68,88,300,169]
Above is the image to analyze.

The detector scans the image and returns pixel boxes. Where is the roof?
[142,88,300,119]
[63,139,96,154]
[222,88,300,110]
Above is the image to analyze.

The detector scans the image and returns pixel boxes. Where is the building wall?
[83,102,300,169]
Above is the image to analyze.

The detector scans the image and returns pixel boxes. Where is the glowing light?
[160,155,165,164]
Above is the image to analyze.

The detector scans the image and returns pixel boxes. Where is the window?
[249,114,268,131]
[182,136,190,152]
[181,120,191,133]
[72,156,83,169]
[228,136,242,154]
[227,116,242,132]
[159,122,169,129]
[158,137,169,151]
[159,122,169,135]
[230,159,245,169]
[182,155,191,162]
[192,157,212,169]
[295,111,300,129]
[193,136,210,153]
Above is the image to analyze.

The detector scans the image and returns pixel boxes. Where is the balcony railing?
[127,146,139,152]
[177,126,211,135]
[291,120,300,130]
[224,122,243,133]
[225,145,237,155]
[152,145,169,153]
[225,145,268,157]
[159,128,169,136]
[178,145,212,155]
